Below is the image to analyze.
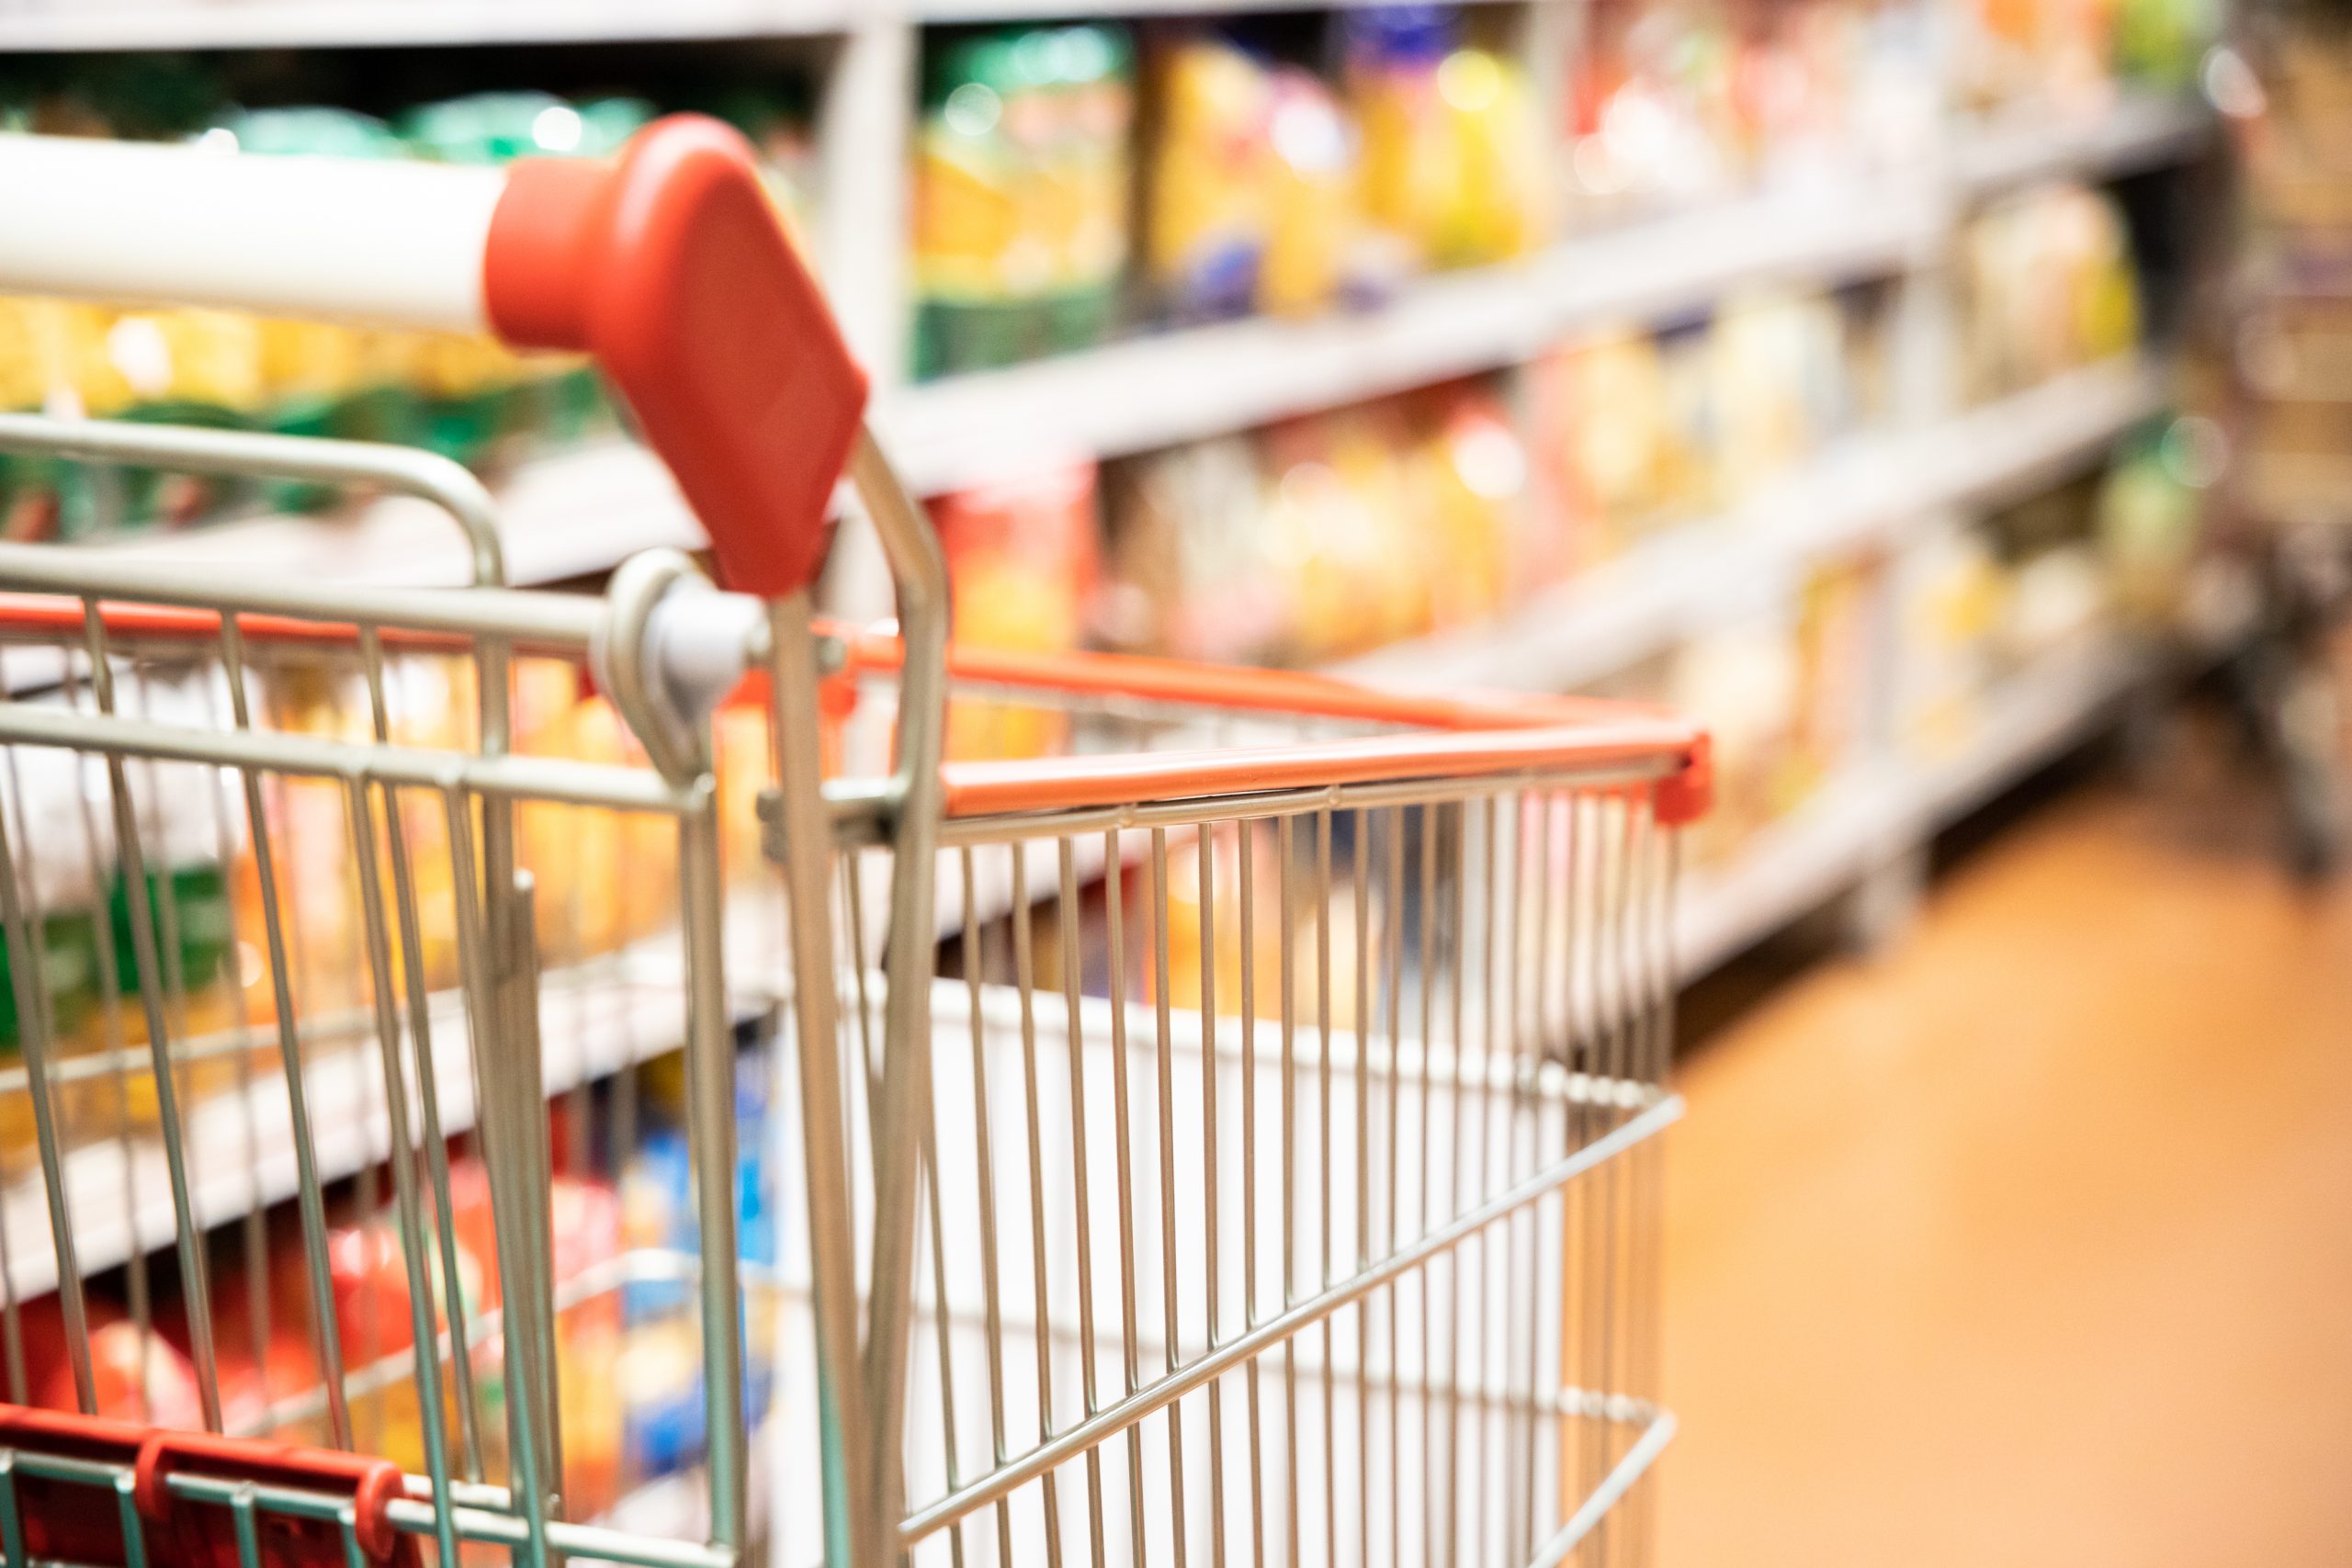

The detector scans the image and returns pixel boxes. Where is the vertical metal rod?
[959,848,1016,1568]
[1198,828,1227,1568]
[682,795,749,1551]
[765,593,871,1568]
[1416,810,1439,1568]
[846,431,950,1562]
[1351,814,1371,1568]
[1103,831,1148,1568]
[1238,824,1267,1568]
[1442,801,1472,1568]
[192,668,275,1427]
[218,619,353,1452]
[0,747,92,1412]
[1010,846,1067,1565]
[1591,799,1638,1568]
[1059,837,1111,1568]
[84,601,220,1434]
[1571,794,1601,1568]
[440,789,553,1568]
[56,656,152,1423]
[342,779,460,1568]
[919,1097,970,1568]
[1277,814,1300,1568]
[1379,811,1404,1568]
[1314,809,1336,1568]
[1516,795,1563,1561]
[357,627,483,1482]
[1467,794,1504,1568]
[1149,829,1190,1568]
[121,664,201,1433]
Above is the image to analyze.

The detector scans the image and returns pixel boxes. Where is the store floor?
[1655,733,2352,1565]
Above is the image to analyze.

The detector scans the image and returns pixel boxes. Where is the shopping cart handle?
[484,116,867,598]
[0,1403,418,1568]
[0,116,866,600]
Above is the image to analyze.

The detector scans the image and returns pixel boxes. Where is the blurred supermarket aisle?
[1657,733,2352,1565]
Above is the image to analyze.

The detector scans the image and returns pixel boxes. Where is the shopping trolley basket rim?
[826,621,1713,821]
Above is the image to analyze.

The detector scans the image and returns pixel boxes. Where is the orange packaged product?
[932,460,1100,760]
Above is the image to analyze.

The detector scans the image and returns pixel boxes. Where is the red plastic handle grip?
[0,1404,417,1568]
[482,115,869,599]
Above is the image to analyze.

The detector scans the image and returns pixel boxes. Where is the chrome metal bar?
[218,615,354,1451]
[0,413,508,587]
[681,795,749,1551]
[899,1094,1684,1546]
[0,546,615,649]
[1149,827,1191,1567]
[0,739,94,1410]
[1010,844,1068,1568]
[844,429,950,1562]
[765,592,872,1568]
[84,601,221,1434]
[1060,835,1111,1568]
[0,702,692,811]
[957,848,1016,1567]
[344,777,461,1568]
[1102,831,1148,1568]
[932,766,1679,848]
[1522,1412,1677,1568]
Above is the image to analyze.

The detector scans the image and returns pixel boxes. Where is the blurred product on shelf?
[1895,434,2195,762]
[1564,0,1937,218]
[1532,285,1886,569]
[911,24,1137,378]
[933,459,1100,760]
[1102,380,1528,667]
[918,8,1545,372]
[0,632,785,1191]
[1341,7,1547,271]
[1613,554,1874,863]
[0,60,817,540]
[1958,0,2215,110]
[617,1049,782,1495]
[1959,181,2142,402]
[11,1041,789,1526]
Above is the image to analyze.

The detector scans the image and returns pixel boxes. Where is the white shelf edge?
[0,942,778,1302]
[1675,765,1903,976]
[1957,94,2215,196]
[1673,629,2141,975]
[881,183,1934,494]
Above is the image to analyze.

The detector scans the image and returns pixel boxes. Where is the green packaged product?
[911,24,1135,378]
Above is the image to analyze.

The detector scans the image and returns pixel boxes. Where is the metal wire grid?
[0,566,752,1568]
[780,769,1680,1568]
[0,562,1685,1568]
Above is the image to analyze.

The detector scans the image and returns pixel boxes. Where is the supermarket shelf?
[1336,354,2169,695]
[881,183,1935,495]
[0,0,853,49]
[1957,94,2215,196]
[1675,765,1903,976]
[96,440,702,590]
[74,107,2174,587]
[0,947,755,1302]
[1672,597,2251,976]
[1671,633,2143,974]
[1906,633,2144,829]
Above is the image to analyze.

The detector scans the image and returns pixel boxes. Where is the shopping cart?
[0,118,1707,1568]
